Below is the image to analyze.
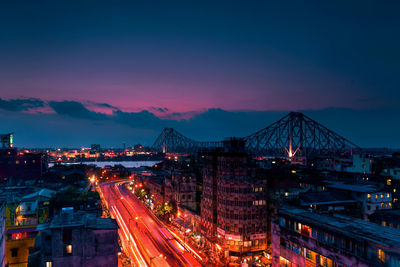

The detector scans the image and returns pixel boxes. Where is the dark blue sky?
[0,1,399,147]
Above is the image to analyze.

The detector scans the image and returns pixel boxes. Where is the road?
[100,181,203,267]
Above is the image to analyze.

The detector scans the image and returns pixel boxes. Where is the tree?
[156,200,177,219]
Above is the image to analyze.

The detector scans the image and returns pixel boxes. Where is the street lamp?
[149,254,163,266]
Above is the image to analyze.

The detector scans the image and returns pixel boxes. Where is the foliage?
[135,187,149,200]
[49,185,100,215]
[156,200,177,218]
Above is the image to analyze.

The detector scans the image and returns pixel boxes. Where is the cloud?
[149,107,169,113]
[0,97,399,148]
[0,98,45,112]
[48,101,107,120]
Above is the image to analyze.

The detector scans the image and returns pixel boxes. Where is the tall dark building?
[200,138,268,262]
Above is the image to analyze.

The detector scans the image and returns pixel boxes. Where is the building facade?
[28,209,119,267]
[200,139,268,263]
[0,202,5,267]
[272,206,400,267]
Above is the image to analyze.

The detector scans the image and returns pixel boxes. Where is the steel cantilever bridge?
[152,112,360,158]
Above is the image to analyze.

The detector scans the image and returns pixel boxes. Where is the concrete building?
[350,154,373,174]
[327,182,392,219]
[369,209,400,229]
[171,170,197,211]
[299,191,359,215]
[200,139,268,263]
[0,148,44,182]
[28,209,119,267]
[0,202,5,267]
[272,206,400,267]
[0,189,45,267]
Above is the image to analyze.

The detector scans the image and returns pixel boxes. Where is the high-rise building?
[200,138,268,262]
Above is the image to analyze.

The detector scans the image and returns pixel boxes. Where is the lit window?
[367,194,371,198]
[378,249,385,263]
[46,262,52,267]
[304,248,317,263]
[387,179,392,185]
[387,193,390,198]
[375,195,378,199]
[65,245,72,255]
[320,255,333,267]
[394,189,397,193]
[381,194,384,198]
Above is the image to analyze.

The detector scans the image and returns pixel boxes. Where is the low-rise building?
[369,209,400,229]
[171,170,197,211]
[28,209,119,267]
[0,202,5,267]
[272,206,400,267]
[327,182,392,219]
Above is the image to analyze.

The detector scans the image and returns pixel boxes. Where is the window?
[11,248,18,257]
[301,225,312,237]
[320,255,333,267]
[46,262,52,267]
[64,244,72,255]
[280,256,298,267]
[304,248,317,263]
[378,249,385,263]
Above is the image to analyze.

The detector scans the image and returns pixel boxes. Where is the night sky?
[0,1,399,147]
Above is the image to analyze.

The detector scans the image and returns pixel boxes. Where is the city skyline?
[1,1,399,147]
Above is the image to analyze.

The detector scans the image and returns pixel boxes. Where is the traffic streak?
[100,181,202,267]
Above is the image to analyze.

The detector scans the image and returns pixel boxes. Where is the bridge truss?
[151,112,360,158]
[152,128,223,153]
[244,112,360,158]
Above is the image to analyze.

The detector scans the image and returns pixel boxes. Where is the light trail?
[167,229,203,261]
[115,181,202,266]
[111,204,148,266]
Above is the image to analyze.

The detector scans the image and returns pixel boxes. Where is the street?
[100,181,202,267]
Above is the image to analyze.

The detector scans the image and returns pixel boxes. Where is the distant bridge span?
[151,112,361,158]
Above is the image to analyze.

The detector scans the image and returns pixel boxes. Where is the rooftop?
[37,210,118,231]
[326,182,381,193]
[300,191,356,206]
[21,188,56,201]
[279,206,400,248]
